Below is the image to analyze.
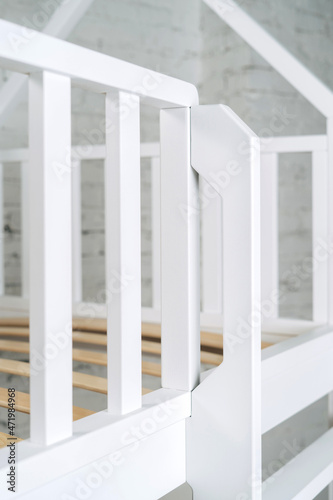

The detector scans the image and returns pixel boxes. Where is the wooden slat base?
[0,360,152,395]
[0,387,94,420]
[0,432,23,449]
[0,318,272,351]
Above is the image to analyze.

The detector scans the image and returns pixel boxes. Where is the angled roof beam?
[203,0,333,118]
[0,0,96,127]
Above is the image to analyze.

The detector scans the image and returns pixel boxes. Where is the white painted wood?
[21,161,29,299]
[262,326,333,434]
[0,142,160,163]
[71,159,82,303]
[15,422,186,500]
[312,150,329,322]
[0,19,198,108]
[105,91,141,415]
[151,157,161,310]
[327,116,333,500]
[328,118,333,325]
[0,0,95,128]
[261,153,278,318]
[0,389,190,499]
[200,177,223,315]
[187,105,261,499]
[141,141,160,158]
[0,163,4,296]
[261,135,327,153]
[262,428,333,500]
[204,0,333,117]
[29,71,72,445]
[160,107,200,392]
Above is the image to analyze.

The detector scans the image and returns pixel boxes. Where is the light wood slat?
[0,387,30,413]
[142,340,222,366]
[0,318,272,351]
[0,387,94,420]
[200,351,223,366]
[73,406,95,421]
[0,432,23,449]
[0,358,30,376]
[0,342,161,376]
[0,317,29,328]
[0,326,29,337]
[0,359,152,395]
[141,361,161,377]
[73,331,106,345]
[0,339,221,368]
[0,339,29,353]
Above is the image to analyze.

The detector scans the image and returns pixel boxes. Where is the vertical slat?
[187,105,261,499]
[21,161,29,298]
[261,152,278,318]
[29,71,72,445]
[151,156,161,311]
[71,159,82,303]
[0,163,4,296]
[328,118,333,325]
[200,177,223,315]
[328,118,333,500]
[312,150,329,322]
[105,91,141,415]
[160,107,200,391]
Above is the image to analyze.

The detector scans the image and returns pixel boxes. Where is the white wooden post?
[0,163,4,296]
[21,160,29,298]
[151,156,161,311]
[188,105,261,499]
[105,91,142,415]
[200,177,223,315]
[29,71,72,445]
[312,150,329,323]
[327,117,333,500]
[71,159,82,303]
[160,107,200,392]
[261,152,278,318]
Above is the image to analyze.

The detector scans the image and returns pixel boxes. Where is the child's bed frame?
[0,2,333,498]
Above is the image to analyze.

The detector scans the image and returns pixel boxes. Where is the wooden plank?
[0,387,94,420]
[0,319,272,351]
[0,432,23,449]
[0,359,152,395]
[0,337,221,368]
[0,341,161,375]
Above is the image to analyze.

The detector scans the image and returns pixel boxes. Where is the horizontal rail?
[0,142,160,162]
[0,20,198,108]
[0,389,190,498]
[260,135,327,154]
[263,428,333,500]
[1,136,327,163]
[262,325,333,434]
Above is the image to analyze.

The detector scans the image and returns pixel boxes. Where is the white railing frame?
[0,18,199,499]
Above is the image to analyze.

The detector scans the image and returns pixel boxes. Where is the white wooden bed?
[0,5,332,499]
